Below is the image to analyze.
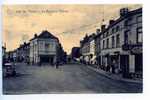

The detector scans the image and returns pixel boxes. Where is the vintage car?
[3,63,16,77]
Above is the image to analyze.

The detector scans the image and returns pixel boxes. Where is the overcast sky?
[2,4,142,54]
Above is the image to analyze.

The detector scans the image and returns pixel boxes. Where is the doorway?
[120,55,129,78]
[135,53,143,72]
[40,55,54,65]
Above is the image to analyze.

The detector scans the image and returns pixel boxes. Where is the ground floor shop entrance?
[40,55,55,65]
[135,53,143,72]
[120,55,129,78]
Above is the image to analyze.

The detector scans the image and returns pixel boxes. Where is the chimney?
[24,42,26,45]
[120,8,129,16]
[101,25,106,32]
[109,20,115,25]
[34,34,37,38]
[92,33,96,36]
[96,29,100,34]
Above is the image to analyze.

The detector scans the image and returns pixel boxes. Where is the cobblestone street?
[3,63,142,94]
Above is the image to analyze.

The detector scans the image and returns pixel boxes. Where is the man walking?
[56,60,59,69]
[111,60,116,74]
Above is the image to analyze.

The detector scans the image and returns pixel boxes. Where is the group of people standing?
[105,60,119,74]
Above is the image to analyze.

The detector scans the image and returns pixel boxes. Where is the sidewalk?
[82,63,142,84]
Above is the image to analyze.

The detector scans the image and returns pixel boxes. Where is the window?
[128,17,132,21]
[106,31,109,36]
[45,43,49,51]
[124,20,130,27]
[137,15,142,23]
[100,34,102,39]
[137,27,142,43]
[116,34,120,47]
[112,28,115,34]
[124,31,129,44]
[116,26,120,32]
[104,32,107,38]
[106,38,109,48]
[103,33,105,38]
[112,36,115,48]
[103,40,105,49]
[102,33,104,38]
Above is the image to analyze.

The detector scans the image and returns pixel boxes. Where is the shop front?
[101,52,121,73]
[39,55,56,65]
[122,44,143,78]
[130,46,143,78]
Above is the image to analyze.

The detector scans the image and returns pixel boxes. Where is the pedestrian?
[106,65,110,72]
[111,60,115,74]
[56,61,59,69]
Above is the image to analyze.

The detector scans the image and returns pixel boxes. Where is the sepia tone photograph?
[2,4,143,94]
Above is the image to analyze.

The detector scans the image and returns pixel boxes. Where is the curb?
[85,64,142,84]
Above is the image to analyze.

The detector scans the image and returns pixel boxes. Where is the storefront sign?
[131,47,142,54]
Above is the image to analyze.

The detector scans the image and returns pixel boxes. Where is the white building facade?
[80,34,96,64]
[30,30,59,65]
[97,8,142,78]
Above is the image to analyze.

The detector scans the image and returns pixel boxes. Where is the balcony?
[122,43,142,53]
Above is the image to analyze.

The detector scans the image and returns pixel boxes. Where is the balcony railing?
[122,43,142,51]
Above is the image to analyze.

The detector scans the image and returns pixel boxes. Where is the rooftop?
[30,30,58,41]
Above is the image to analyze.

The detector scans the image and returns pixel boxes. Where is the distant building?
[80,33,96,64]
[2,46,6,64]
[57,43,67,64]
[80,35,90,64]
[29,30,64,65]
[6,51,14,62]
[94,29,101,66]
[16,42,30,63]
[2,46,6,58]
[71,47,80,60]
[12,49,17,62]
[89,34,96,64]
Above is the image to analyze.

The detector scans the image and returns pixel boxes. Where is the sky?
[2,4,142,54]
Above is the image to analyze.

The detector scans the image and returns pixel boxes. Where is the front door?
[135,53,143,72]
[120,55,129,78]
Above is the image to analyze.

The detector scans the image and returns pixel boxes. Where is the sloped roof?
[38,30,58,39]
[30,30,58,41]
